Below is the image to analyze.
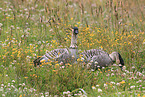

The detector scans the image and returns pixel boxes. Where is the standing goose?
[80,49,124,70]
[34,27,79,66]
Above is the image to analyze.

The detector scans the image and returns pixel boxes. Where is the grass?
[0,0,145,96]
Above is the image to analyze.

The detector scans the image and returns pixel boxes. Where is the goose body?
[81,49,124,70]
[34,27,79,66]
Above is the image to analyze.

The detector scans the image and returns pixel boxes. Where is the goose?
[80,49,124,70]
[33,27,79,66]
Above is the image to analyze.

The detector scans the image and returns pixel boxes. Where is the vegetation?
[0,0,144,96]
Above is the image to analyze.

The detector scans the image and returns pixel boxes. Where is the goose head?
[70,27,79,49]
[73,27,79,35]
[109,52,124,69]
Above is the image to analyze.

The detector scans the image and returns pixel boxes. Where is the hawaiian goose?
[80,49,124,70]
[34,27,79,66]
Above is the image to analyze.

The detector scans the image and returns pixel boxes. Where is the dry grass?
[0,0,145,96]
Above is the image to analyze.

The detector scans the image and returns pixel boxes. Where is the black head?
[33,57,42,67]
[118,52,124,70]
[118,53,124,66]
[73,27,78,34]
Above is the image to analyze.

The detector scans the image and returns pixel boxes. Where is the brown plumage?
[81,49,124,70]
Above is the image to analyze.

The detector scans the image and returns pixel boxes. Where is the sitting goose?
[80,49,124,70]
[33,27,79,66]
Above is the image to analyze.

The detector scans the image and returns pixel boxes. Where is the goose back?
[81,49,114,69]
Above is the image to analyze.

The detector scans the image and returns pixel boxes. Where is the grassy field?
[0,0,145,96]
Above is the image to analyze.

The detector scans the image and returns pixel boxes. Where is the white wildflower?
[110,81,115,84]
[111,73,114,76]
[98,88,102,92]
[92,86,96,89]
[90,60,93,63]
[132,66,135,69]
[104,84,107,87]
[95,61,98,64]
[1,84,4,87]
[0,23,3,27]
[12,80,15,83]
[130,86,135,89]
[38,41,41,44]
[102,67,105,69]
[136,80,142,83]
[116,83,120,86]
[22,83,25,86]
[2,94,5,96]
[122,66,126,71]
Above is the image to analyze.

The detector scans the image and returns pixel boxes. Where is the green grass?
[0,0,145,96]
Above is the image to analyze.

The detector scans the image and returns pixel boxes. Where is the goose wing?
[34,48,71,66]
[81,49,113,68]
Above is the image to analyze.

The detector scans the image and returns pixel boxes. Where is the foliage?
[0,0,144,96]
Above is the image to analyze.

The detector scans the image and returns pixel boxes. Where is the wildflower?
[119,81,125,84]
[118,92,121,94]
[136,80,142,83]
[0,87,3,92]
[40,59,45,63]
[137,94,140,96]
[122,66,126,71]
[106,74,110,77]
[22,83,25,86]
[97,66,100,68]
[104,84,107,87]
[92,86,96,89]
[98,88,102,92]
[81,57,85,61]
[0,23,3,27]
[110,81,115,84]
[63,91,68,95]
[12,80,15,83]
[111,73,114,76]
[61,66,65,68]
[132,66,135,69]
[19,95,22,97]
[102,67,105,69]
[130,86,135,89]
[122,73,126,76]
[90,60,93,63]
[96,85,99,87]
[55,64,59,66]
[38,41,41,44]
[95,61,98,64]
[1,84,4,87]
[116,83,120,86]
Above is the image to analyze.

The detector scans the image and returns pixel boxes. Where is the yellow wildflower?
[19,95,22,97]
[24,77,28,79]
[40,59,45,63]
[119,81,125,84]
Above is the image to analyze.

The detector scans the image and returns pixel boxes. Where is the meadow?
[0,0,145,96]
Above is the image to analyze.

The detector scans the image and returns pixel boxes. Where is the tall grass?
[0,0,145,96]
